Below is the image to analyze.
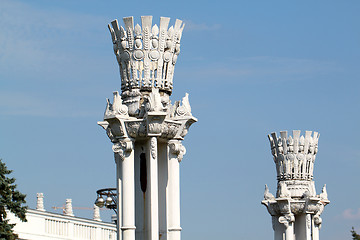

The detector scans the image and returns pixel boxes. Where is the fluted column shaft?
[167,140,183,240]
[114,139,135,240]
[148,137,159,240]
[115,153,122,240]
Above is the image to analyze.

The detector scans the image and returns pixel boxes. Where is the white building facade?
[8,194,116,240]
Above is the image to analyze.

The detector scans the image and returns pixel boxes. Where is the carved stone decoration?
[108,16,185,95]
[145,88,164,112]
[313,203,325,229]
[268,130,319,182]
[124,120,147,138]
[36,193,45,211]
[319,184,328,200]
[112,139,133,160]
[278,214,295,228]
[174,93,192,117]
[277,182,291,198]
[264,185,275,200]
[104,91,129,119]
[150,137,157,159]
[169,140,186,162]
[263,130,329,240]
[64,199,74,217]
[161,121,182,139]
[98,121,116,142]
[121,89,141,116]
[145,112,167,136]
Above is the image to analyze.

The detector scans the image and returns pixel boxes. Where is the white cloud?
[342,208,360,220]
[0,0,107,78]
[180,56,340,83]
[0,91,98,117]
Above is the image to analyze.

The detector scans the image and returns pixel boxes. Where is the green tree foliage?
[352,227,360,240]
[0,159,27,240]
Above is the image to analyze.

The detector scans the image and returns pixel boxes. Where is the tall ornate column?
[98,16,197,240]
[114,139,136,240]
[167,140,185,240]
[262,130,329,240]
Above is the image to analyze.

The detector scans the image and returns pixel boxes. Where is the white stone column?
[305,214,312,240]
[115,152,123,240]
[279,215,294,240]
[120,140,136,240]
[148,137,159,240]
[272,216,284,240]
[167,140,185,240]
[312,217,320,240]
[285,223,294,240]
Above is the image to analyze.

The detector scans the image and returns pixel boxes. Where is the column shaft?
[285,223,294,240]
[115,153,123,240]
[121,143,136,240]
[167,142,181,240]
[272,216,284,240]
[305,214,312,240]
[148,137,159,240]
[312,220,320,240]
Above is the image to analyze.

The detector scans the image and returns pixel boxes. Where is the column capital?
[278,214,295,229]
[113,138,134,160]
[169,140,186,162]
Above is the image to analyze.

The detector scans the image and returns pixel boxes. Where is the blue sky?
[1,0,360,239]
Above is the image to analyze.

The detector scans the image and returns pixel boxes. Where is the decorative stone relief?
[277,182,291,198]
[319,184,328,201]
[121,89,141,116]
[169,140,186,162]
[278,214,295,228]
[268,130,319,181]
[145,112,167,136]
[125,120,147,138]
[264,185,275,200]
[173,93,192,117]
[150,137,157,159]
[145,88,163,112]
[161,121,182,139]
[112,139,133,160]
[313,203,325,228]
[104,91,129,119]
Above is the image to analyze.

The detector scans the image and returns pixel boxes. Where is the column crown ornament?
[268,130,319,182]
[108,16,185,95]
